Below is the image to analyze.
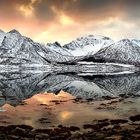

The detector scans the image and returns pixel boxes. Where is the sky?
[0,0,140,45]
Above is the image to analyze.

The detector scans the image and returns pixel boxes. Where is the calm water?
[0,72,140,129]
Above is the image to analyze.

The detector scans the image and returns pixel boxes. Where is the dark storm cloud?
[32,0,58,21]
[32,0,120,22]
[1,0,140,44]
[0,0,31,18]
[0,0,30,6]
[121,0,140,21]
[64,0,120,21]
[0,0,140,22]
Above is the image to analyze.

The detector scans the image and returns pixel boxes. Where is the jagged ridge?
[0,29,140,66]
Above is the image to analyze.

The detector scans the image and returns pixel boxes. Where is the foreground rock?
[1,117,140,140]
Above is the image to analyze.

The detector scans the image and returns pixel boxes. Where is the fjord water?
[0,72,140,128]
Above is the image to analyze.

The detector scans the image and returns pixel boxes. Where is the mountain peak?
[53,41,62,47]
[75,35,112,41]
[120,39,131,42]
[0,29,5,33]
[117,39,132,46]
[131,39,140,47]
[8,29,21,35]
[63,35,113,56]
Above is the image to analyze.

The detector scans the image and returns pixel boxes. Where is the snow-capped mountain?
[93,39,140,66]
[0,29,140,67]
[0,29,5,45]
[132,39,140,46]
[63,35,113,56]
[0,29,50,65]
[0,29,79,64]
[42,42,77,63]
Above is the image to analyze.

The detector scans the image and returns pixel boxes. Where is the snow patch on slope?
[132,39,140,47]
[94,39,140,65]
[64,35,114,56]
[0,29,5,46]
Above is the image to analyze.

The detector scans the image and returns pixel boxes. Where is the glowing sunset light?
[0,0,140,44]
[60,14,75,25]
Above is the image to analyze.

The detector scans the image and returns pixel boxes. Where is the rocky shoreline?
[1,114,140,140]
[1,94,140,140]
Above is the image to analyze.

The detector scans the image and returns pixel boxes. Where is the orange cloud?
[0,0,140,44]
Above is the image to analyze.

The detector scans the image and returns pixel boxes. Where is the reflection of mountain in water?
[0,72,140,106]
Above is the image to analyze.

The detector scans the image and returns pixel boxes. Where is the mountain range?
[0,29,140,67]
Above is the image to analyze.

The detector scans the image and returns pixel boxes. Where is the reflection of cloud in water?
[60,111,74,122]
[32,93,55,105]
[32,92,74,105]
[1,92,140,128]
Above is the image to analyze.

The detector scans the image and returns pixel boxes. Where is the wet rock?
[106,106,116,110]
[1,120,140,140]
[83,124,100,130]
[59,132,70,138]
[71,132,83,139]
[73,97,82,101]
[96,106,105,109]
[0,134,8,140]
[0,126,7,133]
[50,100,66,104]
[110,119,128,125]
[119,94,129,98]
[120,130,133,138]
[84,133,96,139]
[50,135,66,140]
[135,126,140,132]
[105,135,122,140]
[130,115,140,122]
[31,129,51,135]
[131,135,140,140]
[100,103,106,106]
[112,124,121,131]
[7,125,33,131]
[18,125,33,130]
[50,127,71,136]
[38,118,51,123]
[11,127,26,136]
[50,100,61,105]
[8,135,20,140]
[83,124,94,129]
[94,133,106,140]
[69,126,80,132]
[98,119,109,123]
[97,105,116,110]
[72,98,84,104]
[40,104,48,106]
[90,120,110,129]
[35,134,49,140]
[99,122,110,128]
[118,98,124,102]
[58,125,63,128]
[103,96,117,100]
[86,98,93,102]
[107,100,118,105]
